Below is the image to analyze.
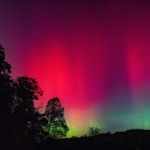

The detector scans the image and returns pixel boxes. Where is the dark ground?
[38,129,150,150]
[1,129,150,150]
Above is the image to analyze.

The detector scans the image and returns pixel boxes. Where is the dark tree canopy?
[0,45,69,147]
[0,45,16,148]
[10,76,44,138]
[0,45,13,109]
[43,97,69,138]
[0,45,11,75]
[11,76,43,114]
[0,46,45,142]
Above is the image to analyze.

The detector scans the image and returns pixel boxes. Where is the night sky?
[1,0,150,137]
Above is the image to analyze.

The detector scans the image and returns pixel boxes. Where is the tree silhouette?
[0,45,13,124]
[10,76,44,140]
[0,45,18,148]
[43,97,69,139]
[0,45,13,109]
[0,45,11,74]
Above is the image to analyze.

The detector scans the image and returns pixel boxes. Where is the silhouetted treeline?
[2,45,150,150]
[0,45,69,150]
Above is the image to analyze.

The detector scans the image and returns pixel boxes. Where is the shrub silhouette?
[88,127,101,136]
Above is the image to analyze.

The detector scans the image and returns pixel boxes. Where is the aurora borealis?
[1,0,150,137]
